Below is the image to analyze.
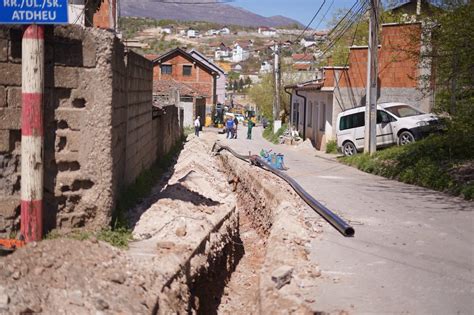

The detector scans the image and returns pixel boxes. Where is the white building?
[300,36,316,48]
[220,27,231,35]
[206,29,219,36]
[259,60,273,74]
[258,26,277,37]
[161,26,173,34]
[187,29,198,38]
[232,43,250,63]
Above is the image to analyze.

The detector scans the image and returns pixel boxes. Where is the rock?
[68,290,84,306]
[90,236,98,244]
[271,265,294,289]
[108,273,126,284]
[33,267,44,276]
[175,225,187,237]
[11,271,20,280]
[202,207,215,215]
[0,286,9,307]
[156,241,175,250]
[94,298,109,310]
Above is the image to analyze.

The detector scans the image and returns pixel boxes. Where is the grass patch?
[263,123,288,144]
[340,133,474,200]
[326,140,338,154]
[45,227,132,249]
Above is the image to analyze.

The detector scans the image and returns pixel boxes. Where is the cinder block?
[0,108,21,129]
[0,197,20,219]
[55,108,83,131]
[0,63,21,86]
[82,32,97,68]
[7,87,21,108]
[0,129,9,152]
[0,39,7,62]
[0,86,5,107]
[54,66,79,89]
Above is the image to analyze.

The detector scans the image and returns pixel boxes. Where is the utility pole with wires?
[364,0,379,155]
[273,42,282,133]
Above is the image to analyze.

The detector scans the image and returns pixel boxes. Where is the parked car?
[336,102,440,156]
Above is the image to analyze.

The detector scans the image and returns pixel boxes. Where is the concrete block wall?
[124,51,154,185]
[0,25,182,237]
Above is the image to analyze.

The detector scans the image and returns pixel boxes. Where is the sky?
[229,0,387,29]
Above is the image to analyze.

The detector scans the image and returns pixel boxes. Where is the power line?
[311,0,335,34]
[318,0,369,59]
[294,0,327,43]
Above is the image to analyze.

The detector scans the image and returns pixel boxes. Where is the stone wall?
[0,25,182,237]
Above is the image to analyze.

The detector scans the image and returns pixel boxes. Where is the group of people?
[225,116,255,140]
[193,115,255,140]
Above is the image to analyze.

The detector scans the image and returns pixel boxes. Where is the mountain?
[120,1,303,28]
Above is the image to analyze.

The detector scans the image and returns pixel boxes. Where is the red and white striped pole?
[21,25,45,242]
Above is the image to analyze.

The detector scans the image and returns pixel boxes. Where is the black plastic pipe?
[213,142,355,237]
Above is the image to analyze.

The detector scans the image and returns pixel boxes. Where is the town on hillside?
[0,0,472,314]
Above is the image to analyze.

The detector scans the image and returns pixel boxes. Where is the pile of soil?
[0,239,155,314]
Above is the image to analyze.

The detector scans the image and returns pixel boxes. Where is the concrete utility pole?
[364,0,379,155]
[21,25,45,242]
[273,42,282,133]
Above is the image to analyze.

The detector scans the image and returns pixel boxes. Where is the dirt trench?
[0,133,320,314]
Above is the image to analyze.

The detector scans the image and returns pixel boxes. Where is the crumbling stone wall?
[0,25,182,238]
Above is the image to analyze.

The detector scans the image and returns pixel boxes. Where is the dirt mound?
[0,239,154,314]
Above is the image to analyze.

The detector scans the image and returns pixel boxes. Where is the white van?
[336,102,440,156]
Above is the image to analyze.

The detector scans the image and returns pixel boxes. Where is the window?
[385,105,423,118]
[307,101,313,127]
[161,64,172,75]
[183,65,192,76]
[339,112,365,131]
[377,110,396,124]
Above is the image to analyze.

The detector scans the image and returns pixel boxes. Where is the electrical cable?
[294,0,327,43]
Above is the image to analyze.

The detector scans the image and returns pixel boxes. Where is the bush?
[263,123,288,144]
[326,140,338,154]
[340,132,473,200]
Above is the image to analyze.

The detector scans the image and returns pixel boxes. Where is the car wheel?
[342,141,357,156]
[398,131,415,146]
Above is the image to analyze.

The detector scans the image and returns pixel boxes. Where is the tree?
[245,76,252,87]
[239,78,244,91]
[233,80,239,92]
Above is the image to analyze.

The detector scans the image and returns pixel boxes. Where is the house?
[232,64,243,73]
[258,26,277,37]
[214,43,232,60]
[92,0,118,31]
[300,36,317,48]
[292,53,315,71]
[161,26,174,34]
[232,42,250,63]
[285,23,432,151]
[206,29,220,36]
[188,49,227,105]
[259,60,273,74]
[152,48,220,124]
[220,26,231,35]
[186,28,199,38]
[154,80,206,128]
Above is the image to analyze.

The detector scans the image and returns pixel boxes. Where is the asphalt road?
[218,126,474,315]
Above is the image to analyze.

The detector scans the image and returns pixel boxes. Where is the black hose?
[213,142,355,237]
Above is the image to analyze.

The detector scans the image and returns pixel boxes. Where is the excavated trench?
[0,134,320,314]
[136,135,320,314]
